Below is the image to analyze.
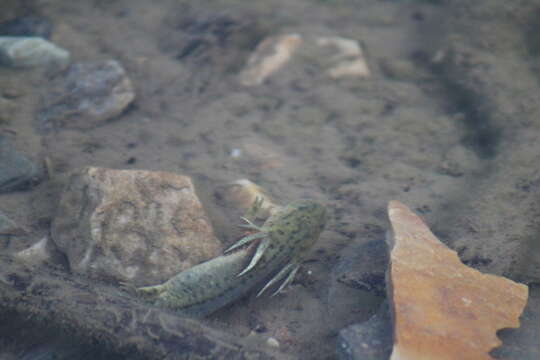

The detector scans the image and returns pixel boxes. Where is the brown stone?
[52,167,222,286]
[387,200,528,360]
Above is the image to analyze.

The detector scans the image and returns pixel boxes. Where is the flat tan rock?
[52,167,222,286]
[387,200,528,360]
[316,36,370,78]
[216,179,279,220]
[239,34,302,86]
[239,33,370,86]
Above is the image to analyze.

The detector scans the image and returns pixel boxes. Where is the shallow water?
[1,0,540,359]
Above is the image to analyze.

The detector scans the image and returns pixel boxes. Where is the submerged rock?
[0,136,39,193]
[15,236,50,264]
[337,301,392,360]
[51,167,222,286]
[0,36,69,68]
[38,60,135,130]
[0,16,53,39]
[215,178,279,220]
[239,33,370,85]
[332,239,388,297]
[0,210,18,235]
[239,33,302,86]
[387,200,528,360]
[316,36,370,79]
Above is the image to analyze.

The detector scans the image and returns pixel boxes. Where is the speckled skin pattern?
[137,200,327,317]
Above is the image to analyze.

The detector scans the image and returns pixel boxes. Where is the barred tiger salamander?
[136,199,326,317]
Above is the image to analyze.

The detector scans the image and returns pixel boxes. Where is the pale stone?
[327,59,371,79]
[387,201,528,360]
[239,34,302,86]
[0,36,70,68]
[316,36,370,78]
[239,33,369,85]
[215,179,279,220]
[266,337,280,348]
[52,167,222,286]
[15,237,50,264]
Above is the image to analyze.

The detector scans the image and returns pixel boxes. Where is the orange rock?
[387,200,528,360]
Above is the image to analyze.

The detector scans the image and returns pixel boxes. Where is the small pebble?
[266,337,280,348]
[230,148,242,158]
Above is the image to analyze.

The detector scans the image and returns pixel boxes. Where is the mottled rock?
[337,301,393,360]
[387,200,529,360]
[0,210,18,235]
[38,60,135,130]
[0,16,53,39]
[0,36,69,68]
[239,34,302,86]
[0,136,39,193]
[52,167,222,286]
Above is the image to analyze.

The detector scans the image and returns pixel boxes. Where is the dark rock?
[38,60,135,130]
[327,239,388,328]
[161,12,267,73]
[334,239,388,297]
[0,136,39,193]
[0,16,53,39]
[490,286,540,359]
[0,211,18,235]
[337,301,393,360]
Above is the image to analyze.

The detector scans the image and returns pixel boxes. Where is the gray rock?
[38,60,135,130]
[0,96,16,125]
[327,239,388,329]
[51,167,223,286]
[333,239,388,297]
[337,301,393,360]
[0,36,69,68]
[491,287,540,359]
[0,136,39,193]
[0,210,17,235]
